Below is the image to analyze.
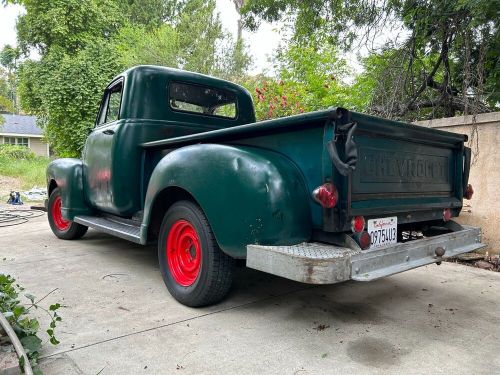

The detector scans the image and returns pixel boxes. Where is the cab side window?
[97,81,123,126]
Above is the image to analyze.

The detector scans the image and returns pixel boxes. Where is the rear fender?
[143,144,312,258]
[46,158,92,220]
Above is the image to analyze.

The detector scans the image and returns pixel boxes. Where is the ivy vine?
[0,274,62,374]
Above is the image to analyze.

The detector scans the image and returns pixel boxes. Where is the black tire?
[158,200,234,307]
[48,187,88,240]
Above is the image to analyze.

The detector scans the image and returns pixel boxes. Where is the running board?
[74,215,142,244]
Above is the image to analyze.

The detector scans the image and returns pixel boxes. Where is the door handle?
[103,129,115,135]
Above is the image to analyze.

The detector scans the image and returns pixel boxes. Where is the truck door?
[82,79,123,213]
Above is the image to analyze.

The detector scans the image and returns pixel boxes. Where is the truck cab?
[82,66,255,217]
[46,66,484,307]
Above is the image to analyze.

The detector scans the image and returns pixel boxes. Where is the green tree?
[18,43,122,155]
[9,0,250,156]
[114,0,248,79]
[9,0,123,54]
[124,0,183,28]
[0,45,19,113]
[240,41,359,121]
[0,68,15,113]
[7,0,127,156]
[0,44,20,71]
[243,0,499,120]
[0,95,14,113]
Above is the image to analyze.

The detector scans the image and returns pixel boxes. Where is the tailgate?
[347,112,467,216]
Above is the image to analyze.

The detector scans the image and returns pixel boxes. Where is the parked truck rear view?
[46,66,485,306]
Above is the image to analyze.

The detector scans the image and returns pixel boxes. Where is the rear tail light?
[443,208,451,222]
[312,183,338,208]
[464,184,474,200]
[351,216,365,233]
[354,231,371,250]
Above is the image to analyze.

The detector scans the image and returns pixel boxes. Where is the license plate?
[367,216,397,248]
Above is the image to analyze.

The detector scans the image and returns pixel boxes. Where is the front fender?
[47,158,92,220]
[143,144,312,258]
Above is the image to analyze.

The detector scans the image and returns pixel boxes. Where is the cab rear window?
[168,82,237,119]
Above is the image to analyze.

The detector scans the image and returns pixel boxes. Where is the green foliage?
[113,24,178,68]
[243,0,499,119]
[174,0,226,76]
[276,43,366,111]
[0,45,20,71]
[18,42,122,156]
[123,0,182,28]
[0,96,14,113]
[240,41,366,121]
[0,144,36,160]
[0,148,49,189]
[0,274,62,372]
[9,0,124,54]
[0,60,17,114]
[115,0,249,79]
[13,0,250,156]
[242,77,305,120]
[0,69,9,97]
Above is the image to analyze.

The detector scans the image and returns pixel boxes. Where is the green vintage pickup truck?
[46,65,484,306]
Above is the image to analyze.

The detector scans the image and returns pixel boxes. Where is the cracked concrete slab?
[1,211,499,374]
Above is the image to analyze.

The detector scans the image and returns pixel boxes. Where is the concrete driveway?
[1,210,499,375]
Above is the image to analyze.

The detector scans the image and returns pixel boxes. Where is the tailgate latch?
[327,121,358,176]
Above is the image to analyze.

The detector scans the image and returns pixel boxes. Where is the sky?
[0,4,24,48]
[0,0,282,74]
[216,0,283,74]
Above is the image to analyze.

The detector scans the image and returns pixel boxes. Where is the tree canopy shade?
[243,0,500,120]
[5,0,249,156]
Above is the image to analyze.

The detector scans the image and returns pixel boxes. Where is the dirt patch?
[447,252,499,272]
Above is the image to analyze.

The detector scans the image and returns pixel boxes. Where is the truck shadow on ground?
[58,230,499,370]
[81,230,493,325]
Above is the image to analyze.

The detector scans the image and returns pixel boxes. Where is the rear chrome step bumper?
[246,224,485,284]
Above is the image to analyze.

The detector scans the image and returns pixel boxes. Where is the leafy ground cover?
[0,273,62,374]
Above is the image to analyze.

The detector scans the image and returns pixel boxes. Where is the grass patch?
[0,155,50,190]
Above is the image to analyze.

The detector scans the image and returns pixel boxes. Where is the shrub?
[0,144,36,160]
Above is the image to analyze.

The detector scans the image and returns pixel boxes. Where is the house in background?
[0,114,50,157]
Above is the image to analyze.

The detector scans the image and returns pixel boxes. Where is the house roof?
[0,114,42,136]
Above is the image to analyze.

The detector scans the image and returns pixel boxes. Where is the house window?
[17,138,29,147]
[4,137,16,145]
[2,137,28,147]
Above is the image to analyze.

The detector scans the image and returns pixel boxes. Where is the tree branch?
[427,78,459,96]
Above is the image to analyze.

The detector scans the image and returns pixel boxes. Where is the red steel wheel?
[158,200,234,307]
[166,220,202,286]
[47,187,88,240]
[51,195,70,231]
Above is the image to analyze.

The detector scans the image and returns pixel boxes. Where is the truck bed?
[141,109,465,151]
[141,108,468,233]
